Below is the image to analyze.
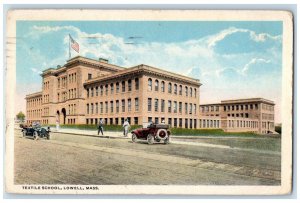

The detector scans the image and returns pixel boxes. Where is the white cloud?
[31,68,42,74]
[240,58,271,75]
[207,27,281,48]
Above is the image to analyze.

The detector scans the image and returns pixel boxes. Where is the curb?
[50,130,130,140]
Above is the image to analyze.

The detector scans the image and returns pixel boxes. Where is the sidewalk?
[50,127,129,139]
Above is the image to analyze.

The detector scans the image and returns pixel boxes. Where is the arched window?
[168,82,172,93]
[179,85,182,95]
[190,87,193,97]
[116,82,119,93]
[174,84,177,94]
[194,88,197,98]
[100,85,103,95]
[110,83,114,94]
[148,78,152,91]
[185,86,188,96]
[161,81,165,92]
[155,80,159,91]
[128,79,132,91]
[122,81,125,92]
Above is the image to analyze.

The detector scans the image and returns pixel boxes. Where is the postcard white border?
[5,9,294,195]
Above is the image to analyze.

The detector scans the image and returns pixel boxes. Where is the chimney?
[99,58,109,63]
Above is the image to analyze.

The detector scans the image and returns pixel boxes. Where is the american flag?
[69,34,79,53]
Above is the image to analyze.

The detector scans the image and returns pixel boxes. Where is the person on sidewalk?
[122,119,130,137]
[56,119,60,131]
[97,118,104,136]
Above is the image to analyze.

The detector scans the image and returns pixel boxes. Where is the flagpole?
[69,34,71,59]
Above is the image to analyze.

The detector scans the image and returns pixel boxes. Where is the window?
[122,81,125,92]
[168,100,172,113]
[161,81,165,92]
[110,101,113,113]
[135,98,139,111]
[110,83,114,94]
[174,84,177,94]
[100,85,103,95]
[245,105,248,110]
[96,103,98,114]
[148,98,152,111]
[179,85,182,95]
[174,118,177,127]
[168,118,172,127]
[116,82,119,93]
[154,99,158,112]
[250,104,253,109]
[128,80,132,91]
[255,104,258,109]
[179,118,182,128]
[194,104,196,114]
[105,84,108,95]
[116,100,119,113]
[241,105,244,110]
[87,104,89,114]
[168,83,172,93]
[189,103,192,114]
[128,98,131,112]
[174,101,177,113]
[122,99,125,112]
[87,89,89,97]
[91,103,94,114]
[96,87,98,96]
[105,102,108,113]
[154,80,159,91]
[185,103,188,114]
[216,106,219,111]
[88,73,92,80]
[194,88,197,98]
[190,87,192,97]
[134,117,138,125]
[179,102,182,113]
[148,78,152,91]
[185,86,188,96]
[58,78,60,88]
[135,78,139,90]
[91,88,94,97]
[161,99,165,112]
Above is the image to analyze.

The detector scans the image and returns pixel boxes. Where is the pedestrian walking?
[56,119,60,131]
[97,118,104,136]
[123,119,130,137]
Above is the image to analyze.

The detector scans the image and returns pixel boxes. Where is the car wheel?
[147,134,154,145]
[164,136,170,144]
[33,131,39,140]
[132,133,137,143]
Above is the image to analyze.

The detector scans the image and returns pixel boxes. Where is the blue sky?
[16,21,283,122]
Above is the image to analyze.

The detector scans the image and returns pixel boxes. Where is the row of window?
[87,78,139,98]
[57,75,68,88]
[262,104,274,111]
[86,98,139,114]
[262,121,274,129]
[43,94,50,103]
[147,98,197,115]
[43,107,49,116]
[262,113,274,120]
[199,119,220,128]
[227,120,258,128]
[201,106,220,113]
[227,113,249,118]
[68,104,77,115]
[223,103,259,111]
[148,78,197,98]
[86,117,139,125]
[27,109,42,118]
[58,88,77,102]
[27,98,42,108]
[43,81,50,90]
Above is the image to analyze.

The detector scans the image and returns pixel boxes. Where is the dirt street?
[14,131,281,185]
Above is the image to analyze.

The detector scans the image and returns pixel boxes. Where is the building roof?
[25,91,42,99]
[41,56,124,77]
[221,98,275,105]
[84,64,202,87]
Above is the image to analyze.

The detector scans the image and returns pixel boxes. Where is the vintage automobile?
[131,122,171,144]
[20,123,51,140]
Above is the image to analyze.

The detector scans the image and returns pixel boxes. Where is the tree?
[16,111,25,122]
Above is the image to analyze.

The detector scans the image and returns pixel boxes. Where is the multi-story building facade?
[25,56,201,128]
[199,98,275,134]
